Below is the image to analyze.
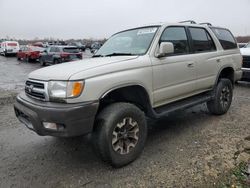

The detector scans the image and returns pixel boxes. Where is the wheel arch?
[215,66,235,86]
[99,84,154,117]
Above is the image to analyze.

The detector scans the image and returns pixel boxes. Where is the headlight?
[48,80,84,101]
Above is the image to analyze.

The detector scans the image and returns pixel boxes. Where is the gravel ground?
[0,55,249,188]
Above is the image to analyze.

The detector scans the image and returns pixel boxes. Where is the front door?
[151,26,197,107]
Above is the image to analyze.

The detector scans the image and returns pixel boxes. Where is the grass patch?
[218,162,250,188]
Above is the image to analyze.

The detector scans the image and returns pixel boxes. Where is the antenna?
[179,20,196,24]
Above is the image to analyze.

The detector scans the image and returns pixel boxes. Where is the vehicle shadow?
[43,104,210,167]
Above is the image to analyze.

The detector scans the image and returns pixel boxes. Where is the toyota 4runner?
[14,21,242,167]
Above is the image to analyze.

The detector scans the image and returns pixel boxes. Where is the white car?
[240,42,250,81]
[0,41,20,56]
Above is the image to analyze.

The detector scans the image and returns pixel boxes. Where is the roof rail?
[199,22,212,26]
[179,20,196,24]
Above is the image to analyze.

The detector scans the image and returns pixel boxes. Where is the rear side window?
[160,27,189,55]
[189,27,216,53]
[211,28,237,50]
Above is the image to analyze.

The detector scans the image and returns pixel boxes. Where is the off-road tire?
[207,78,233,115]
[92,102,147,167]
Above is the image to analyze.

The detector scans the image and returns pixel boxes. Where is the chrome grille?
[243,56,250,69]
[25,80,48,101]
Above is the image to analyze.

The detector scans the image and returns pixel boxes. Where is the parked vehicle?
[32,42,48,48]
[238,43,247,48]
[39,46,82,66]
[240,42,250,81]
[90,42,102,53]
[14,21,242,167]
[0,41,20,56]
[68,42,86,51]
[17,46,44,62]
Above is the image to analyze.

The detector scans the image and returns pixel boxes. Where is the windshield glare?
[95,27,158,56]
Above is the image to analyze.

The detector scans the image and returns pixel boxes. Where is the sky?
[0,0,249,40]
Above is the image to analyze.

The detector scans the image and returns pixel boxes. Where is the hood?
[29,56,138,81]
[240,48,250,56]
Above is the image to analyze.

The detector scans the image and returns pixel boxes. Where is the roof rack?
[199,22,212,26]
[179,20,197,24]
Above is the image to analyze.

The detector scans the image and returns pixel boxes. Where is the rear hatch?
[62,47,82,61]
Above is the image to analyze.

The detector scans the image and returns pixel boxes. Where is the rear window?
[211,28,237,50]
[30,46,44,52]
[7,43,18,46]
[63,47,79,53]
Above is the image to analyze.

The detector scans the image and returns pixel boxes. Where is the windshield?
[246,43,250,48]
[95,26,159,56]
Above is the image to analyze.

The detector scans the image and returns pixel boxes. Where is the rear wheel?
[54,59,60,64]
[92,102,147,167]
[207,79,233,115]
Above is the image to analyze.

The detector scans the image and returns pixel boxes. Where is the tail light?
[60,53,69,58]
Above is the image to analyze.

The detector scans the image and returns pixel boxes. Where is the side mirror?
[157,42,174,58]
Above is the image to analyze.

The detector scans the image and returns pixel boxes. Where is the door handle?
[187,63,194,68]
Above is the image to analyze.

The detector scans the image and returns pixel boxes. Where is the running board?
[151,92,214,118]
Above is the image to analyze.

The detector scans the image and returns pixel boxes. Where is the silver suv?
[14,21,242,167]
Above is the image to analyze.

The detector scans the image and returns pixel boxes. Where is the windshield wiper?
[104,53,136,57]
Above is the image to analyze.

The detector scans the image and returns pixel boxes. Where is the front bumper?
[241,68,250,81]
[235,70,243,82]
[14,92,99,137]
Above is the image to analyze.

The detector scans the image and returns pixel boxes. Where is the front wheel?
[92,102,147,167]
[207,78,233,115]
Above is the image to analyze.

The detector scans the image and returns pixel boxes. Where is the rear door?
[187,27,219,92]
[151,26,197,107]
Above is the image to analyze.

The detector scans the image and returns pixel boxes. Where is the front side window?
[160,27,189,55]
[211,28,237,50]
[189,27,216,53]
[95,26,159,56]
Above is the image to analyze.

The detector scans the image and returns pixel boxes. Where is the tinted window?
[160,27,189,55]
[211,28,237,50]
[189,27,216,52]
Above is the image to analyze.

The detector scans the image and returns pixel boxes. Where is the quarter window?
[211,28,237,50]
[160,27,189,55]
[189,27,216,53]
